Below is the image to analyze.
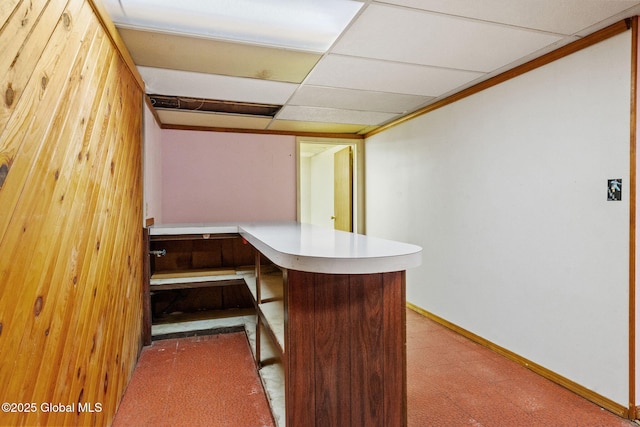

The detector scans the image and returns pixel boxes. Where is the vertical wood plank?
[349,273,384,426]
[255,250,262,363]
[22,17,113,425]
[39,39,121,426]
[53,45,127,424]
[283,269,407,426]
[1,3,101,418]
[382,271,407,427]
[193,239,223,269]
[0,0,71,133]
[286,269,316,427]
[233,236,256,267]
[314,273,351,426]
[143,228,151,345]
[0,0,144,425]
[0,0,20,29]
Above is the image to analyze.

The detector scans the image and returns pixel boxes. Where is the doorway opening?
[297,137,364,233]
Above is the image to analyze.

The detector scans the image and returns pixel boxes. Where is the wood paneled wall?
[0,1,144,425]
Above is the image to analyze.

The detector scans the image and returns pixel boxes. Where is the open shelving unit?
[247,253,286,426]
[144,231,255,342]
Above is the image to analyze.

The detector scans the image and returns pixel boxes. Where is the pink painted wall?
[161,129,297,223]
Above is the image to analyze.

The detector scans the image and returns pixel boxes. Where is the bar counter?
[148,222,422,426]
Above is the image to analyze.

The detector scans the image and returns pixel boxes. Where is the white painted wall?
[299,155,312,224]
[365,32,631,405]
[143,103,163,223]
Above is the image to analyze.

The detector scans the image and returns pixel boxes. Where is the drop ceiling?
[102,0,640,136]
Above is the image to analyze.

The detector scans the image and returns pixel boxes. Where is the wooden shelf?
[244,275,257,299]
[251,257,285,355]
[258,300,285,353]
[258,271,284,302]
[152,268,237,279]
[150,268,254,290]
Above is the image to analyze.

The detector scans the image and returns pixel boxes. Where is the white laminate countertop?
[149,222,240,236]
[149,222,422,275]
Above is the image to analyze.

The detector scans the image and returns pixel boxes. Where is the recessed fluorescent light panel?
[103,0,363,52]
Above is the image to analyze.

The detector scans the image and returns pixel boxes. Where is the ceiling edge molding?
[160,123,365,139]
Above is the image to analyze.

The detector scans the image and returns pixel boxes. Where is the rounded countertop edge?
[238,223,422,275]
[272,252,422,275]
[148,222,422,274]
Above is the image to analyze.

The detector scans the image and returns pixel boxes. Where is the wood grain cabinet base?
[284,269,406,427]
[250,257,407,426]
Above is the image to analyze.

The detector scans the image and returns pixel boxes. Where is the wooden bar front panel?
[315,274,351,426]
[286,270,407,427]
[285,269,316,426]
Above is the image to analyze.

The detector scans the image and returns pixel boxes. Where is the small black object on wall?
[607,179,622,201]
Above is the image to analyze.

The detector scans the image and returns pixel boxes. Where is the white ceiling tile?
[289,86,432,113]
[105,0,363,51]
[120,28,321,83]
[378,0,640,35]
[332,4,564,72]
[157,110,272,129]
[138,66,298,104]
[305,55,484,97]
[277,105,397,125]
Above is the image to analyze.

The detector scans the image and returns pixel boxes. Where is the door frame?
[296,137,365,234]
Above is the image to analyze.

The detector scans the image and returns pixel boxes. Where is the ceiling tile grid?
[277,105,398,126]
[331,4,565,72]
[378,0,640,35]
[101,0,640,134]
[304,54,485,97]
[289,85,432,114]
